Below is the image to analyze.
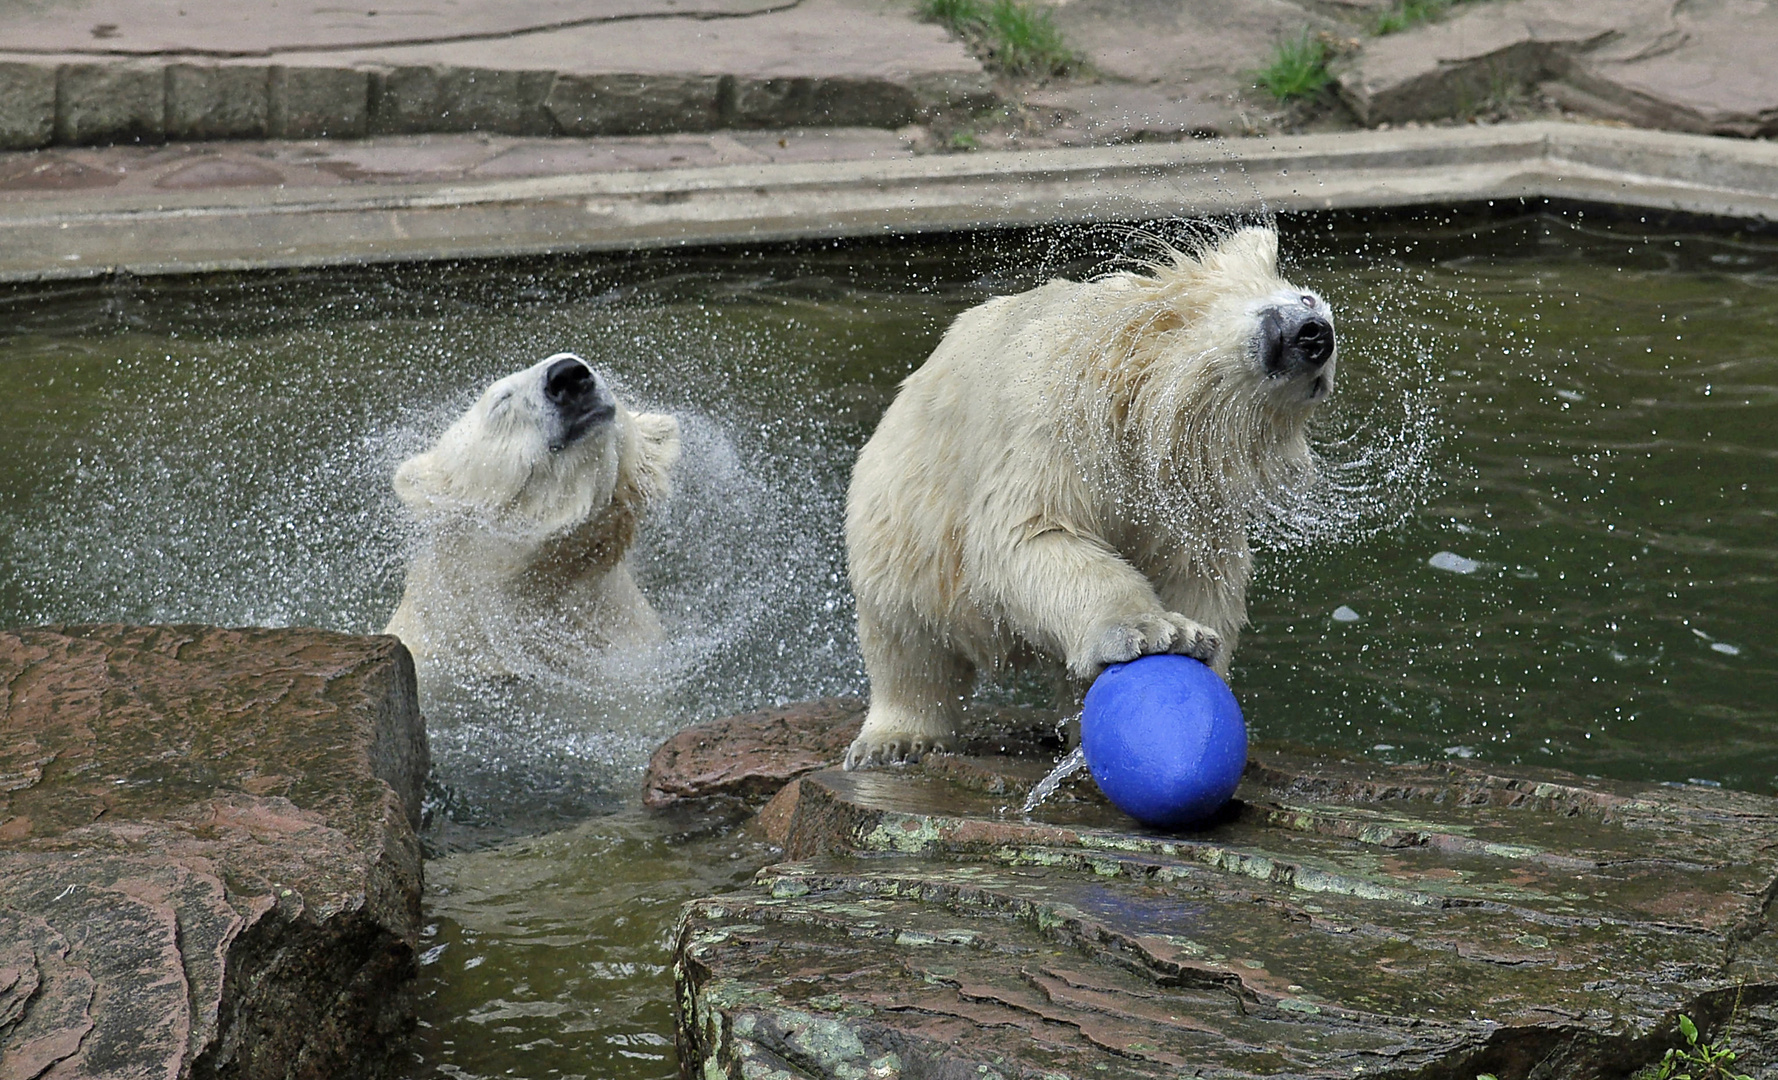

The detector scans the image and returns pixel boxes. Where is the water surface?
[2,208,1773,1078]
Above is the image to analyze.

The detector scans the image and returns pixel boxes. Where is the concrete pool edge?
[5,120,1778,283]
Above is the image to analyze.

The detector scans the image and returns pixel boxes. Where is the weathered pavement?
[0,624,429,1080]
[5,0,1778,155]
[1337,0,1778,138]
[660,701,1778,1079]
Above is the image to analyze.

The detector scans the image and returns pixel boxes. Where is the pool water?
[1,208,1773,1079]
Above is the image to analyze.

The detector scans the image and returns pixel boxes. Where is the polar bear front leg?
[1077,610,1222,675]
[996,530,1223,678]
[846,614,972,770]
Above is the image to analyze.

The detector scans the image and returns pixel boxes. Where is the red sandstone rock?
[642,698,867,809]
[673,698,1778,1079]
[0,624,428,1080]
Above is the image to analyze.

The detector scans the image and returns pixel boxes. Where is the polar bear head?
[1081,225,1337,525]
[394,352,680,544]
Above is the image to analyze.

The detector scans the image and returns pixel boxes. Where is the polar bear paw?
[1073,611,1222,678]
[843,727,955,771]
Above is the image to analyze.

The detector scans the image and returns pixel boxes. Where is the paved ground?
[5,0,1777,157]
[2,0,1776,223]
[0,128,917,197]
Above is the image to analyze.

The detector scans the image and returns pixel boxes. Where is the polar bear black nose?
[1295,317,1334,368]
[545,356,596,406]
[1258,306,1336,376]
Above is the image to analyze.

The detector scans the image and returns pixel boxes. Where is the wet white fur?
[384,354,681,682]
[843,227,1335,769]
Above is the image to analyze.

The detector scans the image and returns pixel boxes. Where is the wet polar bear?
[843,226,1337,769]
[384,352,681,683]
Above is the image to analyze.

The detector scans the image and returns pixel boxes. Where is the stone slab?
[1337,0,1778,137]
[0,624,429,1080]
[0,0,993,147]
[644,698,868,808]
[1565,0,1778,138]
[9,122,1778,283]
[1047,0,1333,100]
[673,699,1778,1078]
[0,0,793,55]
[0,63,56,150]
[642,699,1066,808]
[1024,81,1254,143]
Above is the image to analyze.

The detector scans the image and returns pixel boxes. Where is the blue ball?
[1080,653,1247,828]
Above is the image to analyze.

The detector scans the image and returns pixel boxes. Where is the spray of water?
[0,226,1448,838]
[1021,742,1087,814]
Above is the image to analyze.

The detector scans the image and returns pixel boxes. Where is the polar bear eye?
[1300,294,1316,308]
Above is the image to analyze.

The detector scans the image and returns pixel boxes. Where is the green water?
[1,209,1773,1078]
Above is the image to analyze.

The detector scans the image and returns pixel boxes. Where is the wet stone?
[670,699,1778,1078]
[165,64,272,140]
[0,624,429,1080]
[0,63,55,150]
[55,62,166,145]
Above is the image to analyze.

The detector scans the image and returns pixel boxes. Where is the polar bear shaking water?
[385,352,681,685]
[843,226,1337,769]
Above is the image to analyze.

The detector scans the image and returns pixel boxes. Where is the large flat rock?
[0,624,429,1080]
[1338,0,1778,137]
[670,701,1778,1078]
[0,0,789,55]
[0,0,992,147]
[1036,0,1332,139]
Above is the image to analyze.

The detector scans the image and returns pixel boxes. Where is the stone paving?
[0,127,916,197]
[2,0,1776,164]
[1339,0,1778,138]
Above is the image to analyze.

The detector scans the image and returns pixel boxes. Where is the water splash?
[1021,742,1087,814]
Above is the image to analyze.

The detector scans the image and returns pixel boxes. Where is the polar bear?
[843,226,1336,769]
[383,352,681,683]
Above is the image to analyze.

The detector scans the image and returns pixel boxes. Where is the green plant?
[1632,1013,1755,1080]
[1252,30,1332,103]
[918,0,1076,77]
[1372,0,1485,35]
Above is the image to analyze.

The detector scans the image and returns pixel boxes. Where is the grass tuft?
[1372,0,1478,35]
[919,0,1077,77]
[1252,30,1332,103]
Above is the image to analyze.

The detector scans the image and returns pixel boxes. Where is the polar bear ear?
[392,452,448,511]
[621,411,682,508]
[1199,225,1279,282]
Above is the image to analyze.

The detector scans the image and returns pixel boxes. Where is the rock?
[0,0,795,55]
[166,64,272,140]
[1025,81,1251,143]
[0,62,55,150]
[268,65,372,139]
[55,62,166,144]
[0,624,429,1080]
[643,698,867,809]
[642,700,1065,810]
[370,65,558,136]
[673,700,1778,1078]
[1561,0,1778,137]
[0,0,993,145]
[1035,0,1322,138]
[545,74,727,137]
[1338,0,1778,137]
